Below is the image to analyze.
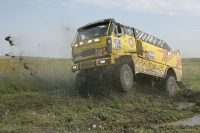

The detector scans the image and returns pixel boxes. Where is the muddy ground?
[0,57,200,133]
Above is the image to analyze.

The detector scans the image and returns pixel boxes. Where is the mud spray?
[3,21,76,95]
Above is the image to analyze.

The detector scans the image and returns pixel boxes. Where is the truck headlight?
[88,40,92,43]
[99,60,106,64]
[94,38,100,42]
[72,66,77,69]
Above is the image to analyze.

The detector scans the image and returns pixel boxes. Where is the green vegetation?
[0,58,200,132]
[182,58,200,91]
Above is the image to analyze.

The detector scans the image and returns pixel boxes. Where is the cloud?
[74,0,200,17]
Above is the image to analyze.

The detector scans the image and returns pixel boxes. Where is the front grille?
[82,48,96,57]
[80,60,95,69]
[73,48,95,59]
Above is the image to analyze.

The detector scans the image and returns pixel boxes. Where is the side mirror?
[136,40,143,56]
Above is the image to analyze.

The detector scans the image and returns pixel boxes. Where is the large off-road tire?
[114,64,134,92]
[163,76,176,98]
[75,73,87,96]
[86,76,96,94]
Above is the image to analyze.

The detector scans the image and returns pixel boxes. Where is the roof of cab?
[78,18,114,31]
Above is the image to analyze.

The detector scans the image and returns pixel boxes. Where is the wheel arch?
[164,67,177,80]
[115,55,135,76]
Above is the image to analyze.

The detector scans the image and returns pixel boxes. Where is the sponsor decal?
[135,67,164,77]
[128,38,134,47]
[149,51,155,61]
[158,50,177,61]
[114,38,122,50]
[135,58,165,71]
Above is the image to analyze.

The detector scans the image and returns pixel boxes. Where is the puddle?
[159,114,200,127]
[158,102,200,127]
[181,114,200,126]
[177,102,196,109]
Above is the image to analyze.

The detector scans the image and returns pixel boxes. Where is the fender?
[163,66,177,80]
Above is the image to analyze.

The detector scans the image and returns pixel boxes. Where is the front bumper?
[71,57,111,72]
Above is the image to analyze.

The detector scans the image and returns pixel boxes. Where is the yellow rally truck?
[71,18,186,97]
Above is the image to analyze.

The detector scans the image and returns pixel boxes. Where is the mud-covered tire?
[114,64,133,92]
[86,77,96,94]
[75,73,87,96]
[164,76,176,98]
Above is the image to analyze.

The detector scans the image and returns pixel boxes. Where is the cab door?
[124,27,135,52]
[113,24,126,55]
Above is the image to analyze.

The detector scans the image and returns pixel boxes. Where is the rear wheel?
[114,64,134,92]
[164,76,176,98]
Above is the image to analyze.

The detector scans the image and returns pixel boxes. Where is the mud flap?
[177,81,188,89]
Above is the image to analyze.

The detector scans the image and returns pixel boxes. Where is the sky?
[0,0,200,58]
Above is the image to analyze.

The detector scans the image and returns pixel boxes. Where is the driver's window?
[93,28,100,37]
[114,24,125,36]
[114,25,118,36]
[81,34,86,40]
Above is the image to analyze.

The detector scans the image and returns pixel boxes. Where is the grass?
[0,59,75,94]
[182,58,200,91]
[0,58,200,132]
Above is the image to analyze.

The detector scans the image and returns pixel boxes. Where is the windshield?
[74,23,109,43]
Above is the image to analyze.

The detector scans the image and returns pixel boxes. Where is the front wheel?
[164,76,176,98]
[75,73,87,96]
[114,64,134,92]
